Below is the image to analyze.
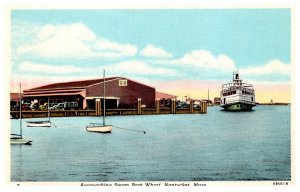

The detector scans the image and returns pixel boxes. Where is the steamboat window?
[119,79,128,86]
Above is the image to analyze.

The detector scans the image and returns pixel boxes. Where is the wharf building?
[10,93,22,110]
[22,77,157,110]
[155,91,177,107]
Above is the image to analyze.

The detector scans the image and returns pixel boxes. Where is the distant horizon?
[10,74,290,104]
[10,9,291,103]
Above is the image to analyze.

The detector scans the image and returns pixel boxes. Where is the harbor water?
[11,105,291,181]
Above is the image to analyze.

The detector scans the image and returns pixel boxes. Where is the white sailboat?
[11,84,32,145]
[27,121,51,127]
[86,69,112,133]
[27,97,51,127]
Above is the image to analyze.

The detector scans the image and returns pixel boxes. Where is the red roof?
[10,93,22,101]
[155,92,177,99]
[27,77,119,91]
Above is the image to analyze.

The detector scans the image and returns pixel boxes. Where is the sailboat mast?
[48,97,50,121]
[103,69,106,126]
[19,83,22,138]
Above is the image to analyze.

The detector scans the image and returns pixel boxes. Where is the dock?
[11,100,208,119]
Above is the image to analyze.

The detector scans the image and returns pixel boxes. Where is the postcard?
[3,1,297,192]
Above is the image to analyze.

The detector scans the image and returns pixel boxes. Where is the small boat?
[86,69,112,133]
[26,121,51,127]
[86,123,112,133]
[11,84,32,145]
[220,71,256,111]
[10,135,32,145]
[27,97,52,127]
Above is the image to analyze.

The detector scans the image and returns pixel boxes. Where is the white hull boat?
[10,84,33,145]
[220,71,256,111]
[10,136,32,145]
[27,121,51,127]
[86,124,112,133]
[86,69,113,134]
[27,97,53,127]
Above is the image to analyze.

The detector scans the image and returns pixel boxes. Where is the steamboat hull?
[220,102,256,111]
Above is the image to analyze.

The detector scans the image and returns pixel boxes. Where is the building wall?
[86,78,155,108]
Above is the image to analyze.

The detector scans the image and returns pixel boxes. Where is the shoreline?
[213,103,290,106]
[257,103,290,106]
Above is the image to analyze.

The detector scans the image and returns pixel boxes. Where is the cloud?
[109,60,177,76]
[15,22,137,59]
[94,38,137,58]
[17,60,177,77]
[240,59,290,76]
[140,45,172,58]
[166,50,236,71]
[18,61,88,74]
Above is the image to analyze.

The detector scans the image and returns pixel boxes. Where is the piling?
[190,99,194,114]
[95,98,101,116]
[171,99,176,114]
[155,98,160,114]
[200,101,207,114]
[137,98,142,115]
[200,101,204,113]
[204,101,207,113]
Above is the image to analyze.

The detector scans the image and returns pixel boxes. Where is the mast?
[103,69,106,126]
[19,83,22,138]
[48,97,50,121]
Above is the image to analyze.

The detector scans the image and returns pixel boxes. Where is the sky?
[10,9,291,103]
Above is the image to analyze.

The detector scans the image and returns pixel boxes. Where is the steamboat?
[220,72,256,111]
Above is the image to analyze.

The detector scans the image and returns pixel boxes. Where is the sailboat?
[11,84,32,145]
[26,97,51,127]
[86,69,112,133]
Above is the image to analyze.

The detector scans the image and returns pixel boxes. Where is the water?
[11,105,291,181]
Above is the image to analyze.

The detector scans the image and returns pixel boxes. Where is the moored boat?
[86,124,112,133]
[10,135,32,145]
[220,72,256,111]
[27,97,52,127]
[86,69,113,133]
[26,121,51,127]
[11,84,32,145]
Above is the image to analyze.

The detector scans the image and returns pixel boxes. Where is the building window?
[119,79,127,86]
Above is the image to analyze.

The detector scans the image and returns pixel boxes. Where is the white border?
[1,0,299,192]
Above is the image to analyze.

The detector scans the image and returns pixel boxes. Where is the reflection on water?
[11,105,291,181]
